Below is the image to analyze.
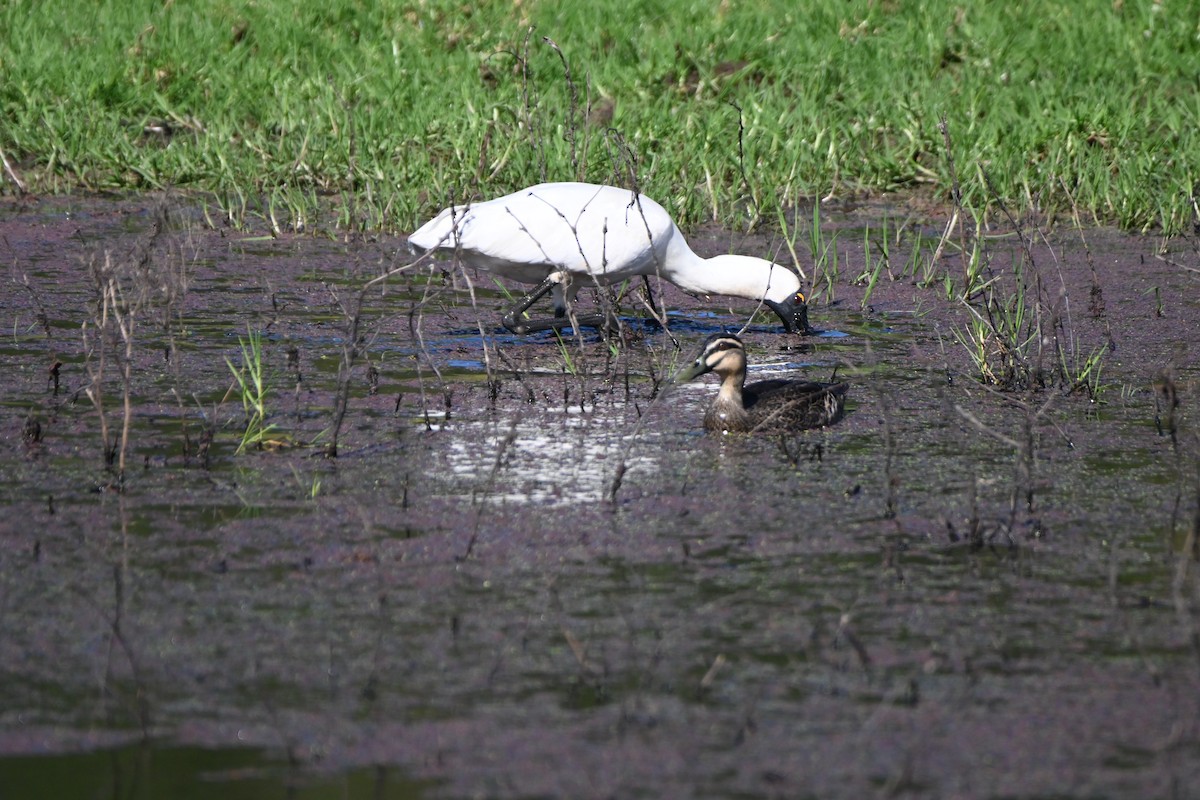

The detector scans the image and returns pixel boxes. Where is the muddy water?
[1,195,1198,798]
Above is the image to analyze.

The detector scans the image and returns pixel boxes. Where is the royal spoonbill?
[408,182,810,334]
[672,333,847,433]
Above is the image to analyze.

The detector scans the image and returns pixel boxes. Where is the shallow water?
[0,195,1198,798]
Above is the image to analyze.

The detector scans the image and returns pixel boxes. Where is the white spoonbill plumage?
[407,182,810,335]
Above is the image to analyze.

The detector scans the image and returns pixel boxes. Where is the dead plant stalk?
[83,252,140,485]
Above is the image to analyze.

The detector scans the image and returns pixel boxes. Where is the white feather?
[409,182,801,305]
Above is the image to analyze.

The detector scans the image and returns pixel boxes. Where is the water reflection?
[437,404,662,505]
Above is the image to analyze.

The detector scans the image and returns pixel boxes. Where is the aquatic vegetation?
[225,327,285,453]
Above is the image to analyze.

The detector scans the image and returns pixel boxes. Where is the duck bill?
[765,295,813,335]
[670,359,711,385]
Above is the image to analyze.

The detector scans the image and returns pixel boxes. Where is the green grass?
[1,1,1197,233]
[225,326,284,453]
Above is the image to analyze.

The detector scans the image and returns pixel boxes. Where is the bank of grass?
[1,0,1197,233]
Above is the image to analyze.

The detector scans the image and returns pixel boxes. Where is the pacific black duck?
[672,333,847,433]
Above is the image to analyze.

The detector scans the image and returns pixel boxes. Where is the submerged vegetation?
[1,0,1198,233]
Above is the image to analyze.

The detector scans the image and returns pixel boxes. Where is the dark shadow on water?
[442,316,853,343]
[0,742,438,800]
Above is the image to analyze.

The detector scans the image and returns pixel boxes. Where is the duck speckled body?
[673,334,847,433]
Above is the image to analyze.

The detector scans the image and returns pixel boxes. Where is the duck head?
[671,334,747,384]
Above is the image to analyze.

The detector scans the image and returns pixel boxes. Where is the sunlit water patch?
[433,404,664,505]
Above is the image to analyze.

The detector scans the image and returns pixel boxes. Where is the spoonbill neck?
[667,252,800,304]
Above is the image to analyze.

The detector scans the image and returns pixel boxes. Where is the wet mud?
[1,194,1199,798]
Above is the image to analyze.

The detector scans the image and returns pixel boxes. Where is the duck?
[408,182,810,335]
[672,333,847,433]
